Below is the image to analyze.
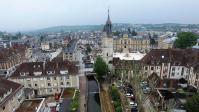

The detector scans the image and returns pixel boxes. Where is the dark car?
[131,107,138,112]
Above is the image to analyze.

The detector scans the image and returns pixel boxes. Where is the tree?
[174,32,199,49]
[86,44,92,54]
[131,30,137,36]
[40,36,45,42]
[185,94,199,112]
[93,56,109,81]
[113,31,121,36]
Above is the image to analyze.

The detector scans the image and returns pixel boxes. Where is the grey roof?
[64,39,77,53]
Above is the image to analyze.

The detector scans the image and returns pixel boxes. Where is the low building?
[9,61,79,96]
[41,42,50,51]
[141,49,199,90]
[63,39,79,62]
[0,78,25,112]
[0,40,11,48]
[15,98,46,112]
[112,51,146,80]
[158,37,177,49]
[0,45,27,77]
[113,34,150,53]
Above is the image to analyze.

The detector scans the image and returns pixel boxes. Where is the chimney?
[56,62,59,70]
[43,61,46,71]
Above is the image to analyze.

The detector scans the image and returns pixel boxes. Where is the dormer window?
[20,72,26,76]
[47,71,55,75]
[60,70,68,75]
[33,72,42,76]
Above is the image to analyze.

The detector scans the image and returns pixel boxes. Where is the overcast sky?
[0,0,199,32]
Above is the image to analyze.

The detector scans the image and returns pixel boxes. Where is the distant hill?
[25,23,131,34]
[35,25,104,33]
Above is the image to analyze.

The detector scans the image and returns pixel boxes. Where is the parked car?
[126,93,134,97]
[130,96,135,101]
[130,101,138,108]
[140,81,149,88]
[127,88,133,94]
[142,86,151,94]
[131,107,138,112]
[56,104,60,111]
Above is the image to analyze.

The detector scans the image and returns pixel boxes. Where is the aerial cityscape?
[0,0,199,112]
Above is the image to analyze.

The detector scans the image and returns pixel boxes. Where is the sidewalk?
[79,76,87,112]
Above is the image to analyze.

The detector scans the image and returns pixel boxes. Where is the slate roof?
[64,39,78,54]
[10,61,78,78]
[0,78,22,107]
[141,49,199,67]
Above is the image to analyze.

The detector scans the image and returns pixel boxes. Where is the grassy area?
[70,90,80,112]
[62,88,75,99]
[109,85,122,112]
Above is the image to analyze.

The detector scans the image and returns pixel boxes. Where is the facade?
[63,39,79,62]
[0,40,11,48]
[157,32,176,49]
[113,34,150,53]
[0,78,24,112]
[41,42,50,51]
[141,49,199,89]
[9,61,79,96]
[101,9,114,66]
[112,51,146,80]
[0,45,27,77]
[158,37,177,49]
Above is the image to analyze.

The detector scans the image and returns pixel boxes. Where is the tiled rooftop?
[11,61,78,78]
[0,78,22,107]
[64,39,78,53]
[15,99,44,112]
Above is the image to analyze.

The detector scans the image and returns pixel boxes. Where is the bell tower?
[101,9,113,68]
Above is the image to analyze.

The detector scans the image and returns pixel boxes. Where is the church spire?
[108,8,110,21]
[103,8,112,37]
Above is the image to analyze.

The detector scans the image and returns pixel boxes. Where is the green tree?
[86,44,92,54]
[131,30,137,36]
[94,56,109,81]
[185,94,199,112]
[113,31,121,36]
[174,32,199,48]
[40,36,45,42]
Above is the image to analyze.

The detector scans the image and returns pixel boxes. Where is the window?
[151,67,154,70]
[60,82,64,85]
[124,46,126,48]
[181,68,184,76]
[48,83,51,86]
[172,67,175,71]
[67,82,70,85]
[172,72,175,76]
[145,67,148,70]
[47,77,50,80]
[48,89,52,92]
[3,106,5,110]
[35,84,37,87]
[28,84,31,87]
[54,77,56,80]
